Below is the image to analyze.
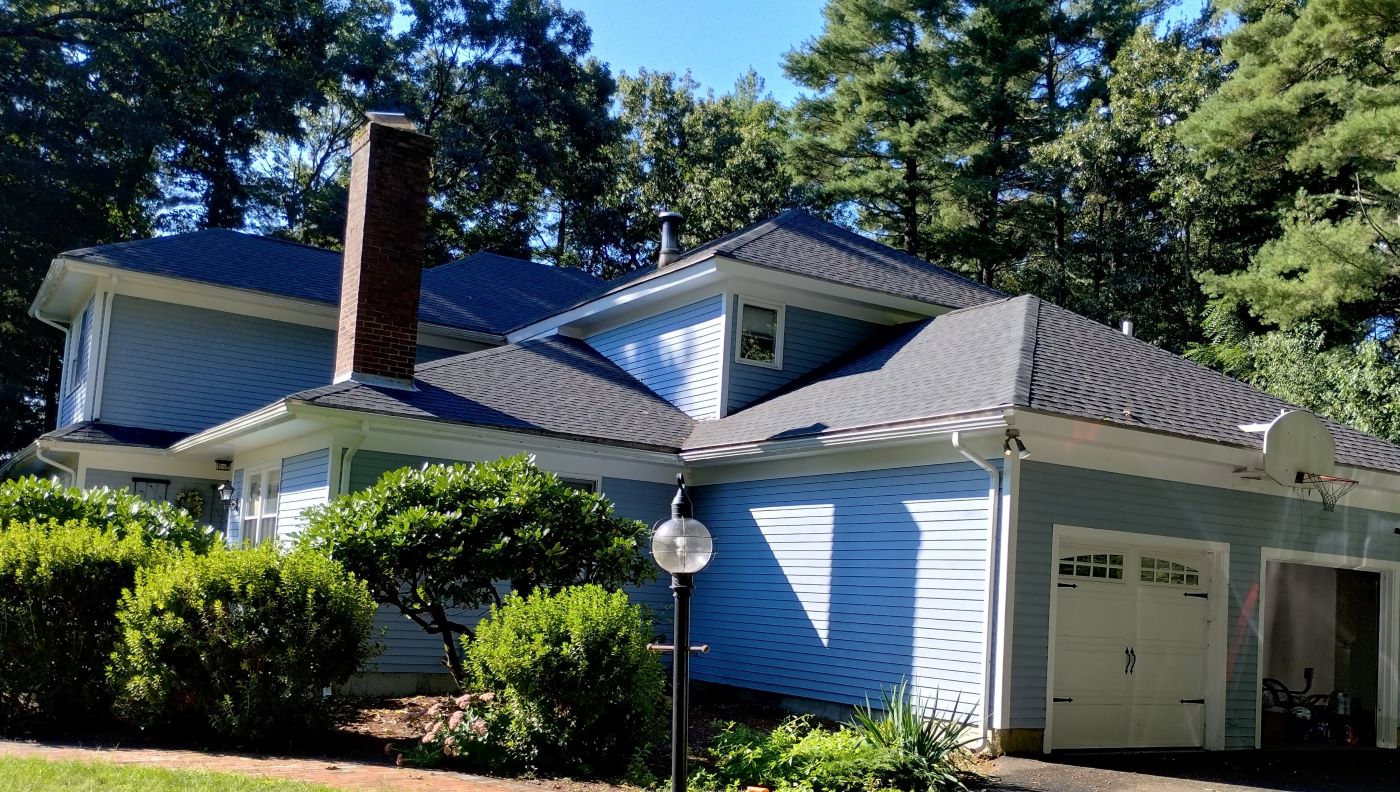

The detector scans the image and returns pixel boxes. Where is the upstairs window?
[736,298,783,368]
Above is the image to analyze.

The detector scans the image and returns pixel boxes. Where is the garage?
[1048,535,1220,750]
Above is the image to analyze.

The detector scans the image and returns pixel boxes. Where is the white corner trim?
[90,274,118,419]
[716,289,733,418]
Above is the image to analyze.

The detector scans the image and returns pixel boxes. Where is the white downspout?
[35,441,76,486]
[951,431,1001,750]
[336,422,371,496]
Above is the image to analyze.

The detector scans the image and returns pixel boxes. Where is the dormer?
[510,211,1004,419]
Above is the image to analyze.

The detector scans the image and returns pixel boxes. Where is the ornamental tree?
[299,454,653,685]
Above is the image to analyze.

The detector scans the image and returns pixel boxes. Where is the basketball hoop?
[1294,473,1358,512]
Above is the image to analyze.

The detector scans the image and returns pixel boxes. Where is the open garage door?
[1051,543,1212,749]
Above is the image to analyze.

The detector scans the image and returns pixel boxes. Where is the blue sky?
[568,0,825,104]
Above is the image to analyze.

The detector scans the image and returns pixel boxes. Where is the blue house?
[8,114,1400,754]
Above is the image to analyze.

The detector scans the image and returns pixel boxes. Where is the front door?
[1052,544,1211,749]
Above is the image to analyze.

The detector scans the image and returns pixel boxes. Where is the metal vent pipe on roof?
[1121,319,1133,337]
[657,211,684,267]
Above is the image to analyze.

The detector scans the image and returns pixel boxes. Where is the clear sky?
[567,0,827,104]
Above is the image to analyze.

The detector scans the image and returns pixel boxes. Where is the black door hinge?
[1184,592,1208,598]
[1180,698,1205,704]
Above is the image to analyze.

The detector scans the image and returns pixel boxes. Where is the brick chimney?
[334,112,434,388]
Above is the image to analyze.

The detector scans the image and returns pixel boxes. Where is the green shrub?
[696,716,896,792]
[109,543,377,743]
[300,455,654,685]
[463,584,665,776]
[849,682,976,792]
[0,476,214,552]
[0,520,161,730]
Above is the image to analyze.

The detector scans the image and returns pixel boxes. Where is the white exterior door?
[1052,545,1210,749]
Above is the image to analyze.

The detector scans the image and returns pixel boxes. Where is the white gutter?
[951,430,1001,750]
[683,412,1008,463]
[35,441,77,486]
[336,421,371,496]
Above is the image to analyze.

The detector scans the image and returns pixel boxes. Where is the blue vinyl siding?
[728,304,884,413]
[226,468,245,544]
[57,297,96,427]
[278,449,330,539]
[690,463,991,716]
[1012,461,1400,748]
[102,295,335,433]
[586,296,724,419]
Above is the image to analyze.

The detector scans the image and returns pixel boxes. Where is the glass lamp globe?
[652,515,714,575]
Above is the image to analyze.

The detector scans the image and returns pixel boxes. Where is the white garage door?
[1051,544,1211,749]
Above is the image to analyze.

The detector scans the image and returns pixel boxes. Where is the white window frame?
[558,474,602,494]
[733,296,784,369]
[240,464,281,546]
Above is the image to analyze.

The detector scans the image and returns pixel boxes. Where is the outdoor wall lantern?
[215,481,237,510]
[651,474,713,792]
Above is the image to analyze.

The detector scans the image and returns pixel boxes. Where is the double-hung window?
[735,297,783,368]
[241,467,281,545]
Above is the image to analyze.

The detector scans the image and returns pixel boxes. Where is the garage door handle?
[1129,647,1137,674]
[1184,592,1208,598]
[1058,583,1078,588]
[1053,697,1073,703]
[1180,698,1205,704]
[1124,647,1131,674]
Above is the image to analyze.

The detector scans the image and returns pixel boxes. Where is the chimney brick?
[334,116,434,387]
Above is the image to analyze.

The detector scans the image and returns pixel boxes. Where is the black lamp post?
[652,474,713,792]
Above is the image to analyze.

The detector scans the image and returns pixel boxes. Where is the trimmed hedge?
[464,584,665,776]
[0,476,214,552]
[110,544,377,743]
[0,520,162,730]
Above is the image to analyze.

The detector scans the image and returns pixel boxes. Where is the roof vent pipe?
[657,211,684,267]
[1121,319,1133,337]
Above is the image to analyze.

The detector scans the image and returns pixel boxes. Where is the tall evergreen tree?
[1182,0,1400,335]
[566,70,804,276]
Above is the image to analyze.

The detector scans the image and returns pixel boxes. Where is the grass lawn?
[0,756,340,792]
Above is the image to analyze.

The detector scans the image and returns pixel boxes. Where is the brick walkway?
[0,739,547,792]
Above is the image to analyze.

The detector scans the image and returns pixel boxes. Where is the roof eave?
[682,410,1012,463]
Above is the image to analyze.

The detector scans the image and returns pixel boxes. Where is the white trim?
[713,256,950,319]
[717,289,734,417]
[90,274,118,419]
[682,411,1009,463]
[509,260,721,342]
[734,296,784,369]
[996,447,1022,730]
[1255,547,1400,750]
[1044,524,1229,753]
[49,259,504,347]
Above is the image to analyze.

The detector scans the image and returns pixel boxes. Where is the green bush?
[0,520,162,730]
[0,476,214,552]
[109,543,377,743]
[300,455,654,685]
[463,584,665,776]
[695,716,896,792]
[849,682,976,792]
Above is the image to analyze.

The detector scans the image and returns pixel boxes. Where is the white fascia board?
[168,401,298,455]
[507,258,722,343]
[29,258,73,320]
[55,260,504,346]
[1015,410,1400,514]
[291,402,684,481]
[682,411,1010,465]
[712,256,949,321]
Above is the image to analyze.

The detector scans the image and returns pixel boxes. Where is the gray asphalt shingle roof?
[44,421,190,448]
[61,231,602,336]
[580,210,1006,311]
[288,336,694,453]
[685,295,1400,475]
